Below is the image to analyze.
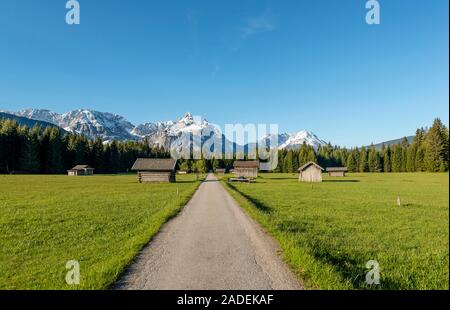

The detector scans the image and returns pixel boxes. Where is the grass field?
[222,173,449,290]
[0,174,203,289]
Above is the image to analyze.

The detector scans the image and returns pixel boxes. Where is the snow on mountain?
[259,130,327,151]
[14,108,61,125]
[8,109,327,150]
[278,130,327,150]
[13,109,137,141]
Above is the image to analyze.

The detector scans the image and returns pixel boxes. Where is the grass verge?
[0,174,203,289]
[221,173,449,290]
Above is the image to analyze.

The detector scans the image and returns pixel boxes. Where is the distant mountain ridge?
[0,111,63,131]
[373,136,415,150]
[3,108,328,150]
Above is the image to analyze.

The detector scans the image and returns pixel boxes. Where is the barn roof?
[326,167,348,172]
[131,158,177,171]
[70,165,93,170]
[233,160,259,168]
[298,161,324,172]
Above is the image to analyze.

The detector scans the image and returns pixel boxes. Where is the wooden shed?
[326,167,348,177]
[233,161,259,178]
[131,158,177,183]
[67,165,94,176]
[298,161,324,182]
[215,168,226,174]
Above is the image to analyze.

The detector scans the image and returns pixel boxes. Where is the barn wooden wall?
[299,166,322,182]
[234,168,258,178]
[138,171,176,183]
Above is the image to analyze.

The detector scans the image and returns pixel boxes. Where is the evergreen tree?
[45,127,64,173]
[391,144,403,172]
[359,147,368,172]
[401,138,409,172]
[0,119,20,173]
[383,145,391,172]
[18,125,41,172]
[285,150,294,173]
[406,144,417,172]
[307,147,317,163]
[367,145,380,172]
[424,118,449,172]
[109,141,120,173]
[346,152,357,172]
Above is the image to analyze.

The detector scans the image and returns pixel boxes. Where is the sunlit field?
[223,173,449,290]
[0,174,202,289]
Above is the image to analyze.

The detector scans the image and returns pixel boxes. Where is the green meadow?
[0,174,202,289]
[222,173,449,290]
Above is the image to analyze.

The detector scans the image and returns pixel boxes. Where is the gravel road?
[114,173,302,290]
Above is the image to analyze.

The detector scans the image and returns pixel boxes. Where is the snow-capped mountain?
[6,108,327,150]
[16,109,61,125]
[13,109,136,141]
[254,131,326,152]
[131,112,226,149]
[261,131,326,151]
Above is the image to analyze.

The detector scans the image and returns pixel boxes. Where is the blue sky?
[0,0,448,147]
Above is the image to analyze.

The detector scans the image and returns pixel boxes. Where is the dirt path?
[114,173,302,290]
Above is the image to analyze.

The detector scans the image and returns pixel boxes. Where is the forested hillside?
[275,118,449,173]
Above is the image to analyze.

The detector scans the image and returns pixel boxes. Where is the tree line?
[0,119,168,174]
[0,117,448,174]
[276,118,449,173]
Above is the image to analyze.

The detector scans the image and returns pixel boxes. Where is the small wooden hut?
[131,158,177,183]
[326,167,348,177]
[67,165,94,176]
[233,161,259,178]
[298,161,324,182]
[215,168,226,174]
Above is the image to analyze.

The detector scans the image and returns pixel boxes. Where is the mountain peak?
[183,112,193,119]
[9,108,327,150]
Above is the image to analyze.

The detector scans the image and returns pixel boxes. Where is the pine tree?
[391,144,403,172]
[18,125,41,172]
[367,145,380,172]
[359,147,368,172]
[0,119,20,173]
[298,143,308,166]
[383,145,391,172]
[415,146,425,171]
[406,144,417,172]
[424,118,449,172]
[285,150,294,173]
[401,138,409,172]
[45,127,64,173]
[346,152,357,172]
[307,147,317,163]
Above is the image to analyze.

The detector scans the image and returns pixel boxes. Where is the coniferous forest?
[0,117,448,174]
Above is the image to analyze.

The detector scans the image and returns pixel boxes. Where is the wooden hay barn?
[233,160,259,178]
[67,165,94,176]
[326,167,348,177]
[131,158,177,183]
[298,161,324,183]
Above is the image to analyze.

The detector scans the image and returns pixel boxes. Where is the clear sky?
[0,0,448,147]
